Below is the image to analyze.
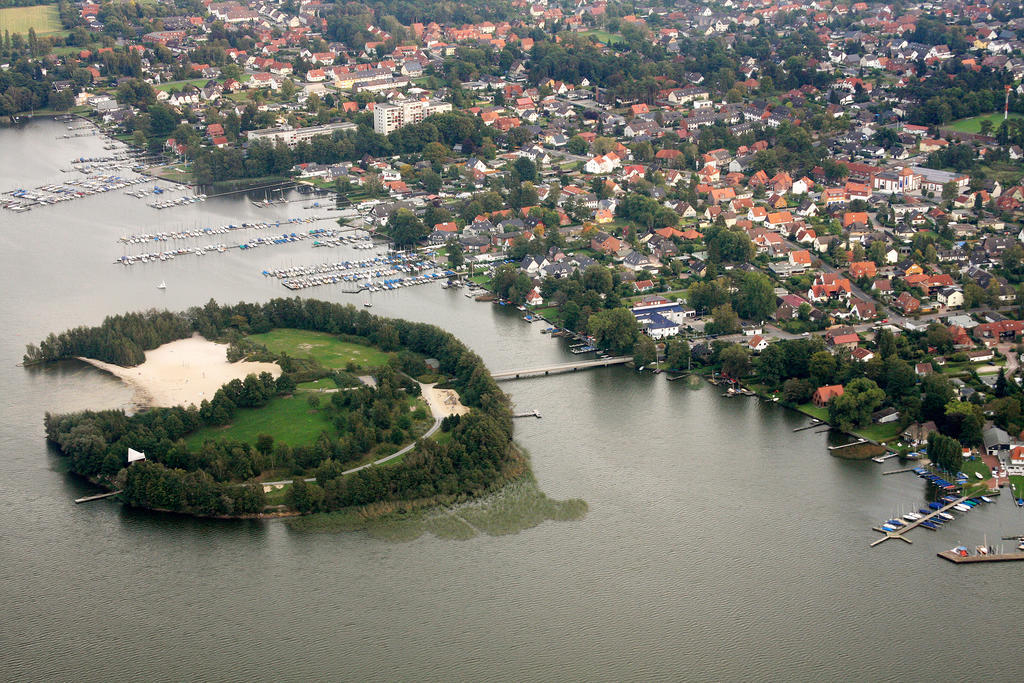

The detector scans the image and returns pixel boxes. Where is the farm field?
[0,5,62,36]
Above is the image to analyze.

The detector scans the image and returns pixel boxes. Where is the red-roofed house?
[812,384,844,407]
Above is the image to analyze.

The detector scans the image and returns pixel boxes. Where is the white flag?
[127,448,146,463]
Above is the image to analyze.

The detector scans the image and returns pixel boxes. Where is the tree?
[588,308,638,354]
[941,181,957,202]
[708,304,741,335]
[446,239,464,269]
[809,351,837,388]
[783,378,814,404]
[735,271,776,321]
[633,335,657,366]
[757,344,786,387]
[666,337,691,370]
[943,400,984,446]
[925,322,954,354]
[884,358,917,401]
[582,264,613,294]
[868,240,888,266]
[567,134,588,155]
[927,431,963,474]
[513,156,537,183]
[828,378,885,431]
[279,78,297,100]
[419,169,442,193]
[876,328,897,360]
[720,344,751,379]
[688,280,729,314]
[920,373,954,423]
[385,209,427,247]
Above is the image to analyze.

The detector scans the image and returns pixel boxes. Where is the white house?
[584,152,621,174]
[937,286,964,309]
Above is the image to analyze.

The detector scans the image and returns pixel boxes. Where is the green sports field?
[0,5,62,36]
[946,112,1023,133]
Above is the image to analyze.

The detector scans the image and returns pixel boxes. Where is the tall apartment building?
[373,99,452,135]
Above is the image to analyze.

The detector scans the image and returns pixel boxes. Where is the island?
[30,299,584,531]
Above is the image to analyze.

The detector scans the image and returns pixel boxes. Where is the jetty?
[793,420,822,432]
[492,356,631,380]
[74,490,122,504]
[882,467,918,475]
[512,410,542,419]
[870,494,971,546]
[828,438,866,451]
[938,550,1024,564]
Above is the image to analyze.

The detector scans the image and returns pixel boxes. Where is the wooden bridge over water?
[492,356,632,381]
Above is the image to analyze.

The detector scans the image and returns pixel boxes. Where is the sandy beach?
[421,383,470,418]
[78,335,281,408]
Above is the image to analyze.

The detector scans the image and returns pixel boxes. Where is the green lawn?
[946,112,1023,134]
[853,422,904,443]
[297,377,337,391]
[960,458,991,480]
[579,29,622,44]
[796,402,829,421]
[246,329,389,369]
[0,5,61,35]
[184,395,334,450]
[155,78,211,92]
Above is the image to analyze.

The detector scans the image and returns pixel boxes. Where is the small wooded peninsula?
[32,298,544,522]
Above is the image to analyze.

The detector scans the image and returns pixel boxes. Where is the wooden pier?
[492,356,631,381]
[937,550,1024,564]
[882,467,918,476]
[793,420,822,432]
[512,410,542,419]
[870,495,971,547]
[74,490,122,504]
[828,438,866,451]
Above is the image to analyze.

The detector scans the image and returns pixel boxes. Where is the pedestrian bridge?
[491,356,631,381]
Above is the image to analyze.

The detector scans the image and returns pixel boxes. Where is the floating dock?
[938,550,1024,564]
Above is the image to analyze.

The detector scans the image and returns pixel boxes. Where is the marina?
[262,251,452,292]
[114,217,349,265]
[870,494,992,546]
[2,172,150,211]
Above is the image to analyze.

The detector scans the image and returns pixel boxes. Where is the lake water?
[1,119,1021,681]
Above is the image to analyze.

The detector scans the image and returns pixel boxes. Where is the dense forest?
[39,298,515,517]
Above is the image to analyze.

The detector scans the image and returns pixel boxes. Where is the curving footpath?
[257,382,451,487]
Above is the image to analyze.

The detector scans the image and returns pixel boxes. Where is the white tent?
[127,448,146,463]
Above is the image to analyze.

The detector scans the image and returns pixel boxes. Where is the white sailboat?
[157,280,167,290]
